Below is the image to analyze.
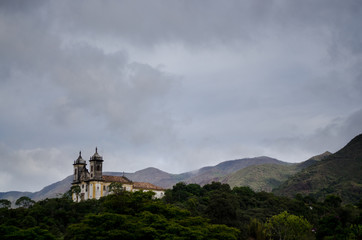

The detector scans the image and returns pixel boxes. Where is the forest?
[0,182,361,240]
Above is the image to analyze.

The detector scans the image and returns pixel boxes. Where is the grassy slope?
[185,157,288,186]
[273,134,362,203]
[222,163,298,192]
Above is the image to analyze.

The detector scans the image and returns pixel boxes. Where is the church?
[72,148,165,202]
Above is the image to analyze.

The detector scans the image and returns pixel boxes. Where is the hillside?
[296,151,332,170]
[184,156,288,186]
[0,156,287,202]
[125,167,194,189]
[222,163,298,192]
[274,134,362,203]
[220,152,334,192]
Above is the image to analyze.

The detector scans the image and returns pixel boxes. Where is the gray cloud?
[0,0,361,191]
[263,108,362,161]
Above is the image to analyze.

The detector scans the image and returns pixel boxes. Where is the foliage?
[1,182,362,239]
[70,185,81,201]
[65,211,239,240]
[0,225,56,240]
[15,196,35,208]
[248,218,266,240]
[265,211,314,240]
[164,182,362,240]
[0,199,11,209]
[108,182,124,195]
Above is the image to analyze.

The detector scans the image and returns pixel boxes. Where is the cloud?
[49,44,177,146]
[0,143,68,192]
[0,0,362,191]
[263,108,362,162]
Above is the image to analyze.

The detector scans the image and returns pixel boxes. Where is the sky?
[1,0,362,192]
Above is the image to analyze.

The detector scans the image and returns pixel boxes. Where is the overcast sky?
[1,0,362,192]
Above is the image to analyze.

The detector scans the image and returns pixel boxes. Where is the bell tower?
[73,151,86,183]
[89,147,103,180]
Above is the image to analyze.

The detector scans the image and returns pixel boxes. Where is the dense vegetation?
[1,182,361,239]
[165,182,362,239]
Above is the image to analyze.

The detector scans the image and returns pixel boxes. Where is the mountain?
[31,175,73,200]
[0,175,73,202]
[274,134,362,204]
[115,157,289,188]
[0,156,287,203]
[218,152,334,192]
[124,168,194,189]
[184,156,288,185]
[6,133,359,205]
[296,151,332,170]
[222,163,298,192]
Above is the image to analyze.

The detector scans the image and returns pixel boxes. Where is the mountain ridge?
[0,156,288,202]
[2,134,361,204]
[273,134,362,203]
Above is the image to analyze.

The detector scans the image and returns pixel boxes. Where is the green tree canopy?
[0,199,11,209]
[265,211,314,240]
[70,185,81,201]
[15,196,35,208]
[108,182,124,195]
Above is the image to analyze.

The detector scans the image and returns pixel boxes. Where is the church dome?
[74,151,86,164]
[90,147,103,161]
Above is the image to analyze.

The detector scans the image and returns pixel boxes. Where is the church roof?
[102,175,132,184]
[90,147,103,161]
[102,175,164,190]
[133,182,164,191]
[74,151,86,164]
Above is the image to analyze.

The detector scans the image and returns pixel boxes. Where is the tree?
[71,185,81,202]
[15,196,35,208]
[205,191,239,226]
[232,186,255,197]
[265,211,314,240]
[0,199,11,209]
[324,195,342,208]
[203,182,231,193]
[62,189,73,200]
[1,226,56,240]
[108,182,124,195]
[248,218,266,240]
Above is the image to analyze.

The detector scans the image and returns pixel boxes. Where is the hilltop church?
[72,148,165,202]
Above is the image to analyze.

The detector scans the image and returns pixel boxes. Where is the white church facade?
[72,148,165,202]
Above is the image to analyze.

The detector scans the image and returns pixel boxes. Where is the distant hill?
[274,134,362,204]
[296,151,332,170]
[0,156,288,203]
[5,133,360,205]
[184,156,288,186]
[219,152,335,192]
[0,175,73,202]
[124,168,194,189]
[222,163,298,192]
[113,157,289,188]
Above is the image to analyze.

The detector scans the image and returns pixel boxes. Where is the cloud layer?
[0,0,361,191]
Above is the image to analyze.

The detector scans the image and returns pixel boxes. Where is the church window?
[91,166,93,172]
[82,184,84,189]
[97,165,100,171]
